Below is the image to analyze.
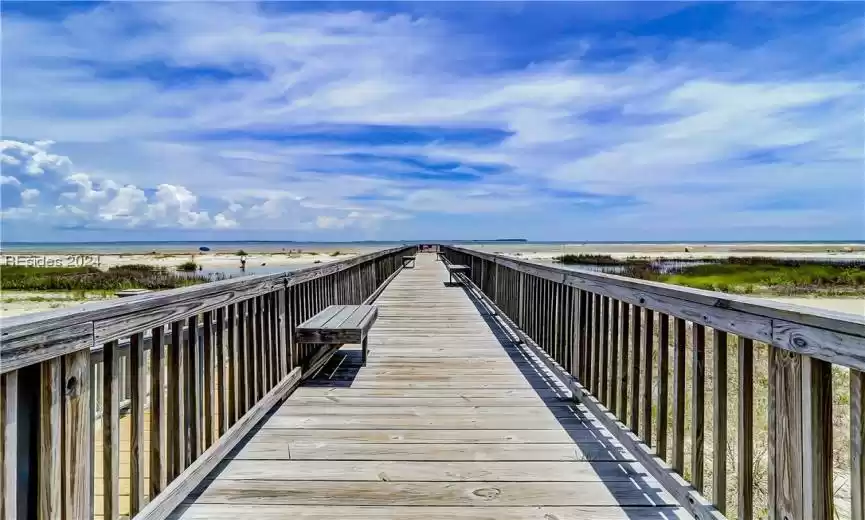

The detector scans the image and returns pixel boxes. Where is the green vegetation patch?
[660,261,865,294]
[0,264,210,291]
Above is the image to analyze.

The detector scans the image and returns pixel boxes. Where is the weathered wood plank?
[63,350,92,519]
[852,369,865,520]
[172,504,691,520]
[629,305,641,434]
[1,372,17,520]
[102,340,121,520]
[671,317,686,474]
[150,325,167,497]
[657,312,669,461]
[767,346,803,520]
[237,441,631,462]
[130,332,147,515]
[39,358,62,520]
[203,311,215,449]
[802,356,832,518]
[215,459,647,481]
[712,329,727,513]
[691,324,706,493]
[642,308,654,446]
[738,337,754,520]
[135,368,302,520]
[188,480,677,507]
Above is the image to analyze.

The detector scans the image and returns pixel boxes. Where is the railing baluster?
[245,298,255,410]
[852,368,865,520]
[2,372,16,520]
[187,315,201,461]
[609,300,620,416]
[63,350,93,519]
[657,313,669,461]
[203,310,215,449]
[129,332,146,515]
[691,323,706,492]
[630,305,641,434]
[39,358,62,519]
[712,330,728,513]
[217,307,229,434]
[642,308,654,446]
[150,325,166,497]
[671,317,686,474]
[802,355,833,518]
[168,320,184,479]
[102,340,120,520]
[600,296,609,406]
[592,293,601,395]
[618,302,630,422]
[738,337,754,520]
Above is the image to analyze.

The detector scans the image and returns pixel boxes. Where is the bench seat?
[296,304,378,365]
[401,255,417,268]
[445,264,470,284]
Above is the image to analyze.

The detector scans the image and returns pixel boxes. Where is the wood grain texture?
[150,325,167,497]
[629,305,641,435]
[691,324,706,493]
[102,340,120,520]
[609,299,620,417]
[39,358,62,520]
[656,313,669,462]
[1,372,17,520]
[738,337,754,520]
[768,346,803,520]
[173,504,691,520]
[711,329,727,513]
[802,356,832,519]
[671,317,686,474]
[129,332,147,515]
[203,311,214,449]
[642,308,654,447]
[174,253,683,520]
[852,369,865,520]
[63,350,93,519]
[135,369,302,520]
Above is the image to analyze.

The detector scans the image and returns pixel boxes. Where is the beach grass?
[0,264,210,291]
[661,262,865,295]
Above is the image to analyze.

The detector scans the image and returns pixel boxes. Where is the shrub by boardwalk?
[0,264,210,291]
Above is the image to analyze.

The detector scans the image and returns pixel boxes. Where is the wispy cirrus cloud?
[1,1,862,241]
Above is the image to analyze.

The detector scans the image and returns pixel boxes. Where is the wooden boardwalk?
[171,254,686,519]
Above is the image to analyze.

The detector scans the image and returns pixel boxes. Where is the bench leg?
[362,336,368,366]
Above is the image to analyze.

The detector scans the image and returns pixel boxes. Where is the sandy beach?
[467,242,865,262]
[2,242,863,318]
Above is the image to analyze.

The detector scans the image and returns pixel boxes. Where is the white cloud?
[20,188,39,203]
[0,3,862,239]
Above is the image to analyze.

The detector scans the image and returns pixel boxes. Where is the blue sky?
[1,1,863,242]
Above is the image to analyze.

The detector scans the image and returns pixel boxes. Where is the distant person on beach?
[240,257,247,270]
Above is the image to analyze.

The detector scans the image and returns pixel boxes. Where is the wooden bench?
[402,255,417,268]
[435,251,446,262]
[446,264,470,285]
[295,304,378,365]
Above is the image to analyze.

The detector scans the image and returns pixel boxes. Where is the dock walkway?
[172,254,685,519]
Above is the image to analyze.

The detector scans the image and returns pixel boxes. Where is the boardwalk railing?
[0,245,413,520]
[442,245,865,520]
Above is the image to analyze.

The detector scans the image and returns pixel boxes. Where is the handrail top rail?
[444,245,865,338]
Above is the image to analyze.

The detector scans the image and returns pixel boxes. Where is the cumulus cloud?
[0,140,220,229]
[0,3,862,240]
